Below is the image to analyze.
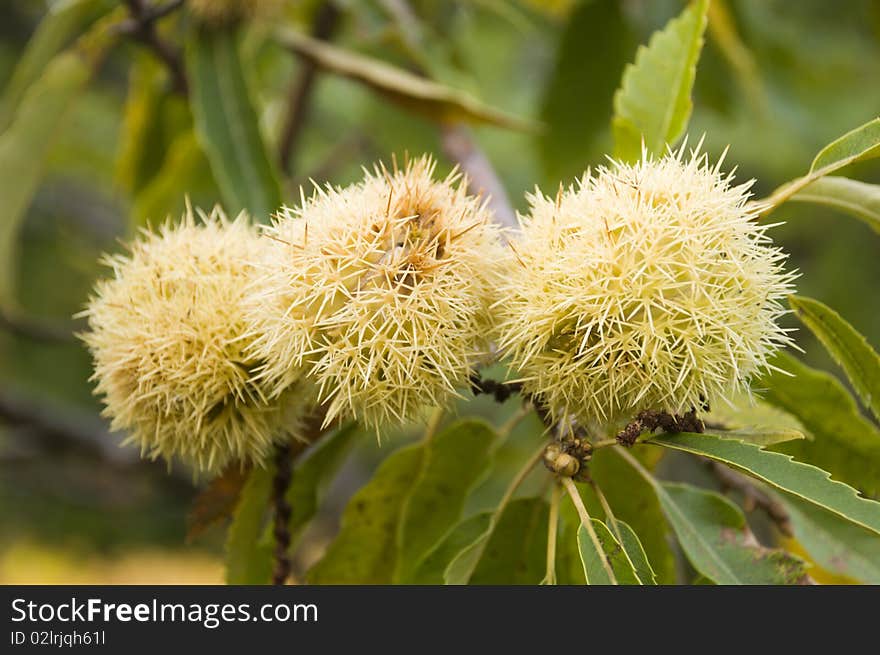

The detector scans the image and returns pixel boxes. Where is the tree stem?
[440,123,518,233]
[121,0,187,95]
[271,442,293,585]
[543,483,561,585]
[278,1,341,174]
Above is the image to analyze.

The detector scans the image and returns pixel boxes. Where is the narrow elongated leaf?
[307,445,423,584]
[810,117,880,173]
[788,295,880,423]
[275,28,537,132]
[187,27,282,221]
[468,498,549,585]
[791,177,880,235]
[759,352,880,497]
[0,51,90,307]
[656,483,807,585]
[616,520,657,585]
[589,448,676,583]
[409,513,491,585]
[225,466,274,584]
[612,0,710,161]
[650,432,880,536]
[395,420,495,583]
[443,444,546,585]
[577,519,641,585]
[781,494,880,584]
[703,427,804,447]
[762,118,880,214]
[0,0,105,131]
[286,423,359,551]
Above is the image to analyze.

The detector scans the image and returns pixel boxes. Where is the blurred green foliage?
[1,0,879,583]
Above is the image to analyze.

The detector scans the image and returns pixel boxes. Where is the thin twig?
[278,1,341,174]
[120,0,187,95]
[440,123,518,233]
[707,459,793,536]
[561,476,617,584]
[498,443,546,512]
[592,438,618,450]
[271,442,293,585]
[543,482,561,585]
[613,445,653,482]
[496,405,531,441]
[0,309,78,343]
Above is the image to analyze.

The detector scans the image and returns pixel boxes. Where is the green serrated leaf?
[707,390,807,435]
[763,118,880,215]
[468,497,549,585]
[225,466,274,584]
[588,447,676,583]
[395,419,496,583]
[286,423,359,552]
[0,51,90,308]
[0,0,106,132]
[810,117,880,174]
[788,295,880,423]
[612,0,710,161]
[759,352,880,497]
[649,432,880,536]
[275,28,537,132]
[703,427,804,447]
[781,494,880,584]
[577,519,641,585]
[307,444,423,584]
[657,482,808,585]
[186,26,282,221]
[616,520,657,585]
[791,177,880,235]
[409,512,491,585]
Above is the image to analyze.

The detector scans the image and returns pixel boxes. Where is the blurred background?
[1,0,878,584]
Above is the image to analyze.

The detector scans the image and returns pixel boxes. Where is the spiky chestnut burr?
[80,207,310,473]
[494,144,796,427]
[246,155,507,431]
